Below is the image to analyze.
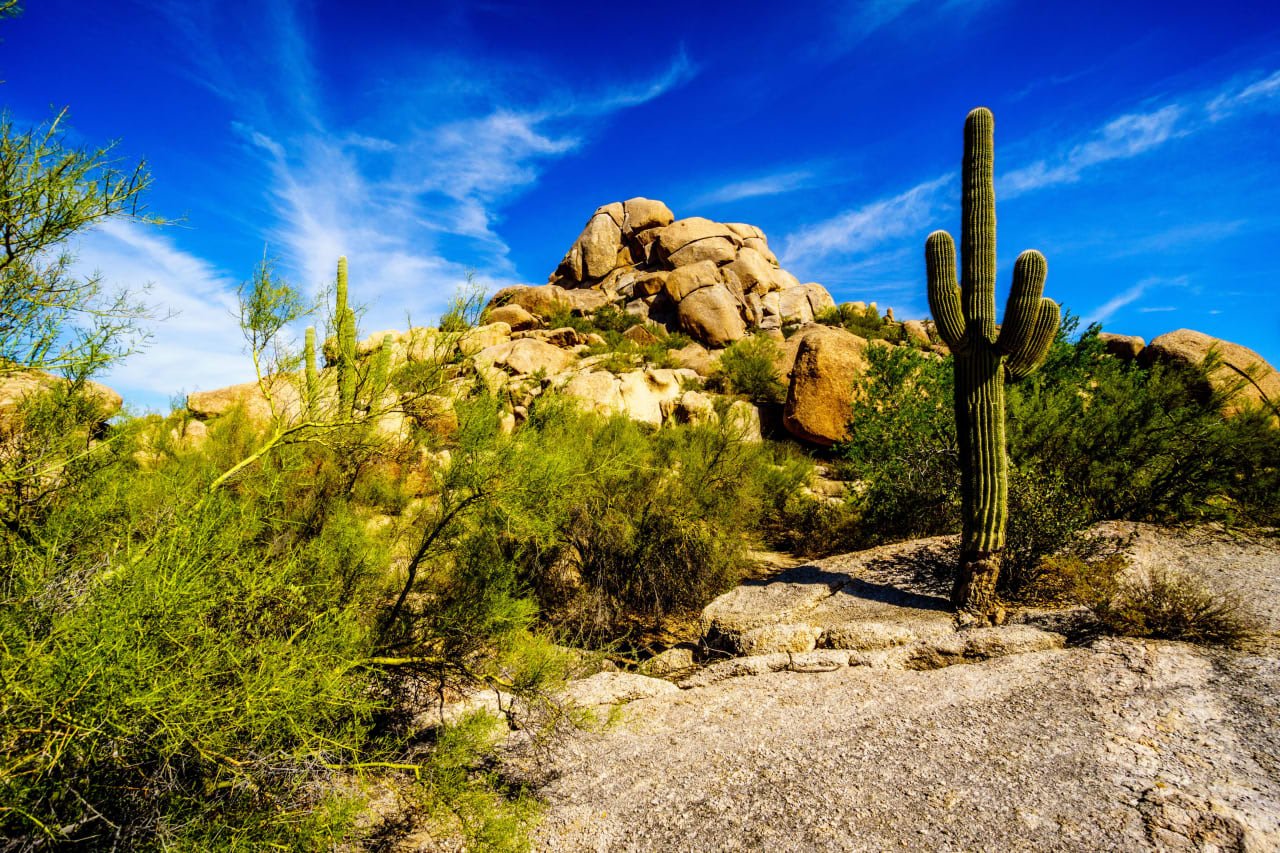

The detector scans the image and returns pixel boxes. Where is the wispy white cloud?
[690,169,820,207]
[779,174,948,265]
[1207,69,1280,121]
[837,0,997,43]
[999,105,1185,197]
[1082,275,1187,327]
[73,221,245,403]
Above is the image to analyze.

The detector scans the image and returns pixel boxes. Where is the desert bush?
[1029,554,1256,647]
[713,333,787,404]
[816,303,905,344]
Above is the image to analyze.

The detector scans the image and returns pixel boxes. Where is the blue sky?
[3,0,1278,408]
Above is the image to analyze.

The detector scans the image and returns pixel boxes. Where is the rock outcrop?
[1140,328,1280,417]
[490,199,835,349]
[0,371,123,421]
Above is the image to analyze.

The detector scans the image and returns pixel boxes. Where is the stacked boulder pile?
[489,198,836,347]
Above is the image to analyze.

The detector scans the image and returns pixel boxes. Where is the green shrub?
[714,334,787,404]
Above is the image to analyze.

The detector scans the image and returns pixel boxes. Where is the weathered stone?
[739,624,823,656]
[803,283,837,317]
[1141,328,1280,416]
[622,197,674,232]
[779,288,815,326]
[639,646,696,677]
[783,326,868,447]
[661,389,717,425]
[664,260,721,302]
[724,222,764,242]
[562,287,613,316]
[459,322,513,356]
[725,400,764,442]
[742,236,778,265]
[1099,332,1146,361]
[0,371,123,420]
[577,212,624,280]
[669,236,738,268]
[561,371,624,417]
[617,368,696,425]
[902,320,931,346]
[622,324,660,346]
[485,303,539,331]
[494,284,570,319]
[725,247,777,295]
[559,671,679,709]
[678,285,747,347]
[475,338,578,377]
[669,342,719,377]
[651,218,738,266]
[631,271,668,297]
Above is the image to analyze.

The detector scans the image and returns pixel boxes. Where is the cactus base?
[952,551,1002,619]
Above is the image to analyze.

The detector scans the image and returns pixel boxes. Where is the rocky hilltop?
[489,198,837,347]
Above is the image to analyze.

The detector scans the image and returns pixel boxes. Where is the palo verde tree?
[925,107,1060,619]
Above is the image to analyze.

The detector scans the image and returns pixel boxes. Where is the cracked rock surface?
[502,524,1280,852]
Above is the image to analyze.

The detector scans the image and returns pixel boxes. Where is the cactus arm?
[303,325,318,418]
[962,107,997,343]
[996,249,1048,356]
[1005,298,1061,381]
[926,230,966,349]
[335,257,356,418]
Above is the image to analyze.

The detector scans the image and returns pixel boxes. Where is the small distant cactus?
[925,107,1060,617]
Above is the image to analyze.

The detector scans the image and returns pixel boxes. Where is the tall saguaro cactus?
[925,107,1061,617]
[335,256,357,418]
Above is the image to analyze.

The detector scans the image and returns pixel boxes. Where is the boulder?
[475,338,578,378]
[669,342,720,377]
[669,236,738,268]
[726,400,764,443]
[485,304,538,331]
[651,218,737,267]
[902,320,931,347]
[1140,329,1280,416]
[638,646,696,677]
[458,322,513,356]
[577,212,624,280]
[802,283,837,317]
[617,368,696,426]
[561,371,625,417]
[622,197,674,233]
[664,260,721,302]
[0,371,123,420]
[494,284,570,319]
[742,236,778,265]
[662,390,717,425]
[778,288,815,326]
[678,285,747,347]
[783,327,869,447]
[725,247,778,295]
[1098,332,1145,361]
[188,376,304,424]
[631,271,668,297]
[622,324,660,346]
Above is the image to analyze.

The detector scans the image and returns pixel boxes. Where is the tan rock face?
[475,338,578,378]
[779,288,815,326]
[485,304,539,331]
[496,284,570,318]
[1098,332,1145,361]
[902,320,931,347]
[783,327,869,447]
[579,212,624,280]
[188,376,304,424]
[725,247,777,295]
[1141,328,1280,416]
[678,285,748,347]
[664,260,721,302]
[622,197,674,233]
[0,371,123,420]
[668,236,738,267]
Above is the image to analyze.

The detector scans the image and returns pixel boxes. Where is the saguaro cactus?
[303,325,318,418]
[335,256,357,418]
[925,107,1060,617]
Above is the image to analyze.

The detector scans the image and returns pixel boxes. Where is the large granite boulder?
[1140,329,1280,417]
[782,326,869,447]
